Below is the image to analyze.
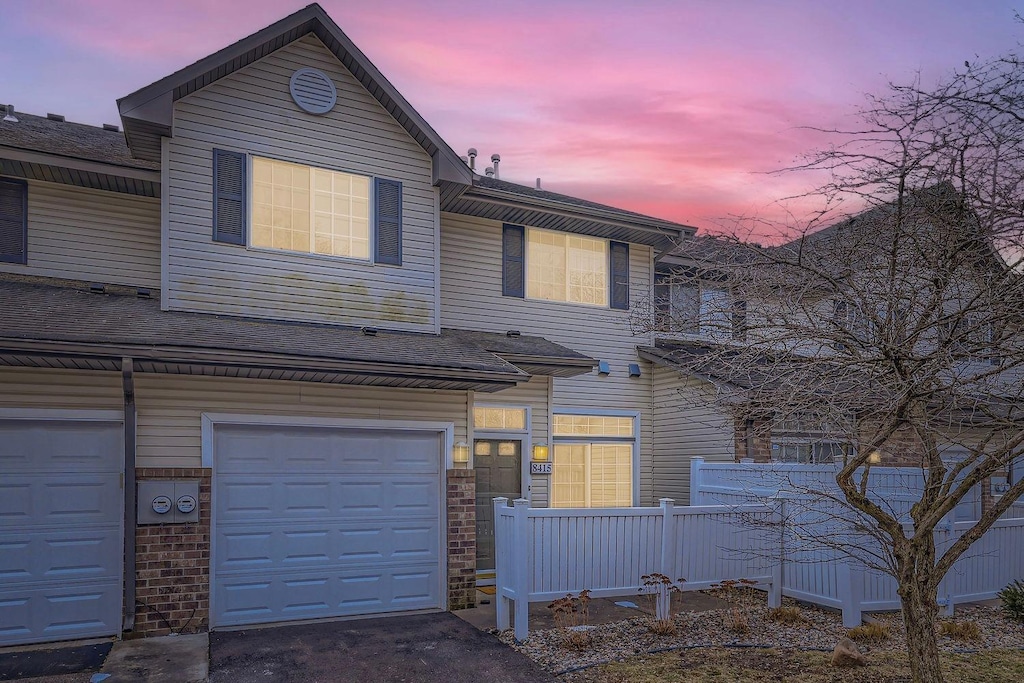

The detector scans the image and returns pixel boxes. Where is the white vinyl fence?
[493,461,1024,639]
[493,497,780,640]
[690,458,1024,627]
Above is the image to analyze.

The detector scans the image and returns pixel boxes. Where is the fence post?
[769,497,784,608]
[512,498,531,641]
[690,457,705,505]
[938,515,955,617]
[493,497,510,632]
[657,498,676,620]
[838,560,864,627]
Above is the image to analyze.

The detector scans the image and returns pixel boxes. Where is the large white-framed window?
[526,228,608,306]
[550,411,638,508]
[251,156,371,260]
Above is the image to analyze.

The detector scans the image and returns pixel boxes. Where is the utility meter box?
[137,480,200,524]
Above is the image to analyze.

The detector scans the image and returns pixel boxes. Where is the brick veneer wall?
[446,469,476,610]
[132,467,212,638]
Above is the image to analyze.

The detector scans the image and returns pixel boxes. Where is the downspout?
[745,419,755,461]
[122,357,137,632]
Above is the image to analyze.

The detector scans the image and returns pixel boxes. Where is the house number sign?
[530,462,553,475]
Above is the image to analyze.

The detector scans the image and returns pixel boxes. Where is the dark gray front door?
[474,439,521,572]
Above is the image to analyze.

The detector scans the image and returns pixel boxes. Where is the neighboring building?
[0,4,697,645]
[641,189,1022,506]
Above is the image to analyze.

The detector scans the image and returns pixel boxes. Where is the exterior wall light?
[452,442,470,464]
[532,442,550,462]
[597,361,611,375]
[868,450,883,464]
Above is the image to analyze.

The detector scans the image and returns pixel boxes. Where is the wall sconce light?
[867,450,882,465]
[597,361,610,376]
[532,442,550,462]
[452,441,470,464]
[628,363,641,377]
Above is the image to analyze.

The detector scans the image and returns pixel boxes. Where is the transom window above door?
[251,157,370,260]
[473,407,527,431]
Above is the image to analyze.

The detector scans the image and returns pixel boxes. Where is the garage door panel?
[0,579,122,646]
[0,529,121,585]
[0,417,122,647]
[214,425,439,474]
[216,477,439,521]
[0,475,122,526]
[0,420,123,472]
[214,562,440,628]
[212,423,443,628]
[215,519,440,573]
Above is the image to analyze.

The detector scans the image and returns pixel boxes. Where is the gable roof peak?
[116,3,471,186]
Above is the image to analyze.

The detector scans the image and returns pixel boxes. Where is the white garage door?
[0,414,123,646]
[212,422,444,628]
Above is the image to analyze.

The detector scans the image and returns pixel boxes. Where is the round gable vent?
[289,68,337,115]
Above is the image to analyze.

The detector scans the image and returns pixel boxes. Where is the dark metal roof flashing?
[116,3,472,187]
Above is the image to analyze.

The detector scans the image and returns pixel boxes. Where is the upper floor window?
[526,228,608,306]
[252,157,370,260]
[654,271,743,340]
[502,224,628,309]
[0,178,28,264]
[212,149,402,266]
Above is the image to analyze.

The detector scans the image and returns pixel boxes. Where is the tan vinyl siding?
[441,213,656,505]
[652,368,735,504]
[133,374,468,468]
[472,377,551,506]
[165,34,438,332]
[0,368,468,469]
[0,180,160,288]
[0,368,122,411]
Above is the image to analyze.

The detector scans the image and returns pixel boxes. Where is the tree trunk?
[898,561,943,683]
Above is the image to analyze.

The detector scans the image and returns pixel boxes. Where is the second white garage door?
[211,421,444,628]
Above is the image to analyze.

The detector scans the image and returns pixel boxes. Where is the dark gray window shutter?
[213,149,246,245]
[0,178,27,264]
[502,224,525,298]
[609,241,629,310]
[374,178,402,265]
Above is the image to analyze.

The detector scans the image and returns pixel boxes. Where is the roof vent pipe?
[485,166,494,177]
[491,153,500,179]
[467,148,477,171]
[536,178,542,190]
[2,105,16,123]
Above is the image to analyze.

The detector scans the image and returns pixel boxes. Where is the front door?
[474,438,522,572]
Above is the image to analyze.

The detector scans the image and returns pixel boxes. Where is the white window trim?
[246,154,376,265]
[551,408,640,506]
[525,227,610,309]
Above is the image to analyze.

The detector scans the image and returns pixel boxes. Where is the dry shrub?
[847,622,891,643]
[648,618,677,636]
[938,619,981,642]
[768,606,810,626]
[724,607,749,634]
[547,590,594,650]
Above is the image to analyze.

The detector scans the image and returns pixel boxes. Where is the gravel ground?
[499,596,1024,677]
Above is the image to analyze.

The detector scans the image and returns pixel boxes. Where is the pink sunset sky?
[2,0,1022,234]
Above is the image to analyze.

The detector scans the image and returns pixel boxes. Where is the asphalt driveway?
[208,611,556,682]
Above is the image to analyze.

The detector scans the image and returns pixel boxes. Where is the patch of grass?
[767,606,810,626]
[938,619,982,642]
[566,647,1024,683]
[847,622,891,643]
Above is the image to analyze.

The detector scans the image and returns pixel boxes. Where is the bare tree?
[639,54,1024,683]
